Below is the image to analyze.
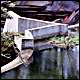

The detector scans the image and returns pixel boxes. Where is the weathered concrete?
[18,17,68,33]
[34,40,53,51]
[14,30,34,51]
[3,11,68,39]
[27,24,68,40]
[3,11,20,32]
[1,30,34,73]
[18,18,68,39]
[18,17,51,32]
[3,11,51,32]
[34,40,65,51]
[3,11,68,40]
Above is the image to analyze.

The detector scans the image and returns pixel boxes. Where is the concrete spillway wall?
[3,12,68,40]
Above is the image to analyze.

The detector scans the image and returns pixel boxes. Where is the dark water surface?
[1,46,79,79]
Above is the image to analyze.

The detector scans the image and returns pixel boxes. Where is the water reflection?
[1,46,79,79]
[1,69,17,79]
[17,65,29,79]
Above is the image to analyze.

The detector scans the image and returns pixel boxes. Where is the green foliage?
[48,35,79,45]
[1,33,14,51]
[49,36,65,43]
[1,32,24,60]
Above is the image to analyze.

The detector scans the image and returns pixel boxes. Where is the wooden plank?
[15,4,46,8]
[7,6,46,11]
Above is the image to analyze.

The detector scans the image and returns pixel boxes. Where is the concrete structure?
[1,30,34,73]
[14,30,34,51]
[3,11,68,40]
[2,11,68,73]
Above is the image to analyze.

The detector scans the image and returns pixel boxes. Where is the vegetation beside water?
[1,32,24,55]
[48,35,79,45]
[1,32,79,67]
[1,32,24,66]
[1,32,79,79]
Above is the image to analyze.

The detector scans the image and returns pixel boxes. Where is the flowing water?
[1,46,79,79]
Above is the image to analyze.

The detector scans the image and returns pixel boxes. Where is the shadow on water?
[1,46,79,79]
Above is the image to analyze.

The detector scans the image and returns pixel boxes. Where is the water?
[1,46,79,79]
